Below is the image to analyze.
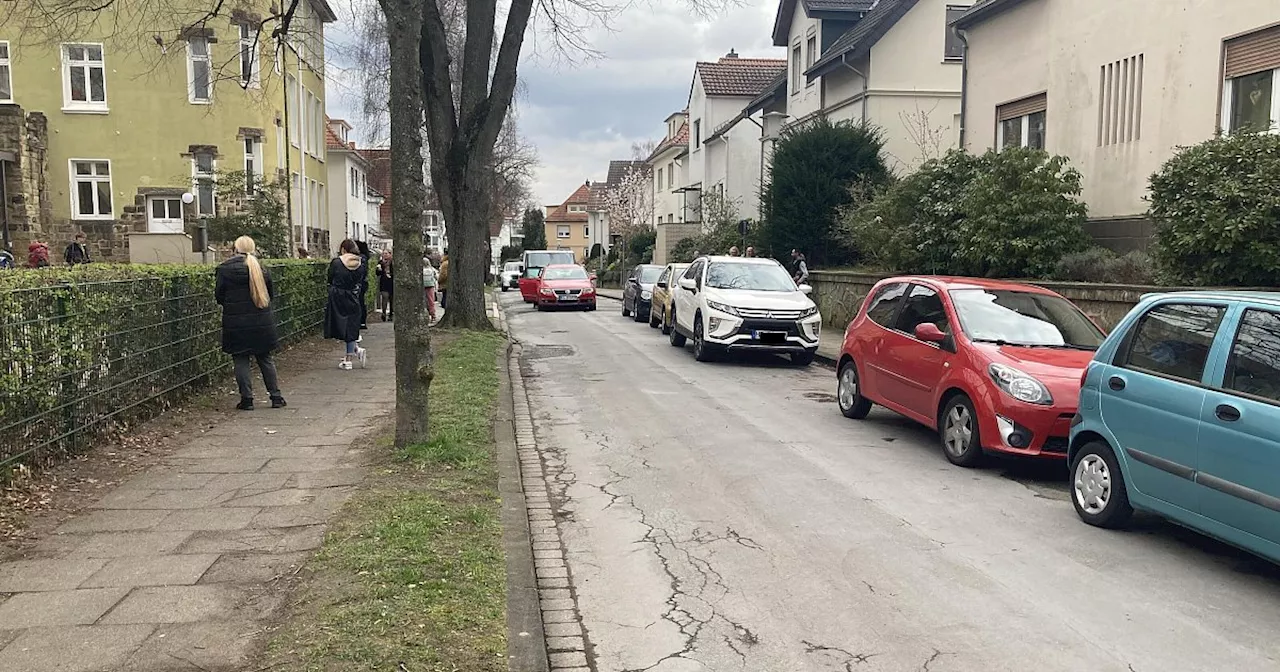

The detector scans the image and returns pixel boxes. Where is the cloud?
[324,0,782,205]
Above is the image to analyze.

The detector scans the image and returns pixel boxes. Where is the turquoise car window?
[1225,309,1280,403]
[1122,303,1225,383]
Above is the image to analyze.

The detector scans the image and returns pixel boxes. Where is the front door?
[880,284,953,420]
[1099,301,1229,512]
[1197,306,1280,544]
[674,260,703,333]
[519,267,541,302]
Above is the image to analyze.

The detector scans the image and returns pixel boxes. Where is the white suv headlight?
[641,290,652,300]
[989,363,1053,405]
[706,300,740,317]
[799,305,819,319]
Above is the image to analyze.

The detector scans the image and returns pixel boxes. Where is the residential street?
[500,291,1280,672]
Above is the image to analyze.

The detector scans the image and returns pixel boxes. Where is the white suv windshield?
[503,262,521,272]
[706,262,796,291]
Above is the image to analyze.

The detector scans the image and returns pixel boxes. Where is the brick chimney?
[724,48,738,59]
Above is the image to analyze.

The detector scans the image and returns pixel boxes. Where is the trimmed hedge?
[0,261,333,476]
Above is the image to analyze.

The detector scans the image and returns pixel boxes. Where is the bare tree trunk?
[435,160,494,330]
[382,0,433,447]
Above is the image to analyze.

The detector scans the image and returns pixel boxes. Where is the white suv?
[668,256,821,365]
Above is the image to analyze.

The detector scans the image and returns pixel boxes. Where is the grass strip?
[267,329,509,671]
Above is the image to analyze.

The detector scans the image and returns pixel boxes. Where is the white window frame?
[192,151,217,217]
[1221,69,1280,135]
[805,31,817,87]
[556,224,571,239]
[287,75,299,148]
[791,40,802,94]
[238,24,261,89]
[186,36,212,104]
[68,159,113,220]
[567,204,585,213]
[61,43,108,113]
[0,41,13,104]
[146,196,185,233]
[244,138,263,195]
[996,111,1046,151]
[583,224,590,238]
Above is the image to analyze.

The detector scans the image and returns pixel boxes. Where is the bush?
[760,118,889,266]
[841,148,1090,278]
[206,171,291,258]
[1051,248,1156,284]
[668,191,757,263]
[0,261,329,474]
[628,230,656,263]
[520,208,547,251]
[1150,132,1280,286]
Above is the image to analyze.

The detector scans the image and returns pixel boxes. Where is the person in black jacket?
[325,239,367,370]
[215,236,284,411]
[64,232,91,265]
[376,250,394,321]
[355,240,372,330]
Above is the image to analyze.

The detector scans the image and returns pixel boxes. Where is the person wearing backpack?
[27,240,50,268]
[64,232,92,265]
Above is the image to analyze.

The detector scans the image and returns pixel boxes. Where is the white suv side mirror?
[798,284,813,295]
[678,277,697,292]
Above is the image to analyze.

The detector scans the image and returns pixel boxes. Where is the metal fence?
[0,261,329,473]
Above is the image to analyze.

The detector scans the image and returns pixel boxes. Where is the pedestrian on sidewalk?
[728,246,740,256]
[27,240,49,268]
[791,248,809,285]
[355,240,372,330]
[422,256,439,322]
[745,246,756,257]
[64,232,92,265]
[325,239,367,370]
[215,236,285,411]
[438,253,450,310]
[376,250,394,321]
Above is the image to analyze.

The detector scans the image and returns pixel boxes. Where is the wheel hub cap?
[943,406,972,457]
[838,369,857,409]
[1074,455,1111,514]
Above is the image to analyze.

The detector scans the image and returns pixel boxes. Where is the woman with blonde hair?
[215,236,284,410]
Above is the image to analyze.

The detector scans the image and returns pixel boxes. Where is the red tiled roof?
[359,148,392,225]
[650,122,689,160]
[696,56,786,97]
[546,182,594,222]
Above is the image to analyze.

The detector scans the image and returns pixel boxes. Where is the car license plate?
[557,294,576,302]
[752,330,786,343]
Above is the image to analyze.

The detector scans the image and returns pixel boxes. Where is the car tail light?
[1080,364,1091,389]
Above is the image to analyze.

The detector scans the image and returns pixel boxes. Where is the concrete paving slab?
[121,620,261,671]
[0,588,129,628]
[286,468,366,489]
[119,471,218,491]
[217,488,317,508]
[0,558,108,592]
[67,531,193,559]
[80,554,219,588]
[169,458,270,474]
[248,503,336,529]
[261,457,358,472]
[98,585,281,624]
[0,624,154,672]
[156,508,260,531]
[199,552,308,584]
[56,509,170,533]
[202,472,291,492]
[176,526,326,555]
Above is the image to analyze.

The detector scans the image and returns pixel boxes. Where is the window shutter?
[997,93,1047,122]
[1225,25,1280,79]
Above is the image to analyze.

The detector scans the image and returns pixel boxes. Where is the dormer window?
[568,204,585,213]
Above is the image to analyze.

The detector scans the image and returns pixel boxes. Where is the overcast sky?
[324,0,779,207]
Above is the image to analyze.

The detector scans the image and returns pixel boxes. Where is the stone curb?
[496,339,550,672]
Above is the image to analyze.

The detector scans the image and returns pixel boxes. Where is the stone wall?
[654,222,700,265]
[807,270,1248,333]
[0,105,52,254]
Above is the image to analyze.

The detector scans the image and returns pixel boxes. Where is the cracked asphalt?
[500,291,1280,672]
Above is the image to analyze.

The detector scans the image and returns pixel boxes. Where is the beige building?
[544,182,592,262]
[955,0,1280,250]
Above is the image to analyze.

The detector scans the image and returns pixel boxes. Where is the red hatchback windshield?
[949,288,1104,350]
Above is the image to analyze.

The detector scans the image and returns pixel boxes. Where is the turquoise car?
[1070,291,1280,563]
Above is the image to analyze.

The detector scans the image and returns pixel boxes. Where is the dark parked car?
[622,264,663,322]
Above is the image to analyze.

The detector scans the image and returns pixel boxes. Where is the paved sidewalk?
[0,324,395,672]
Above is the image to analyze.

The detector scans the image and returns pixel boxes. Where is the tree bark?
[381,0,433,447]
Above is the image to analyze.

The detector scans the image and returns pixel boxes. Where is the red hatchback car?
[534,264,597,311]
[836,277,1106,467]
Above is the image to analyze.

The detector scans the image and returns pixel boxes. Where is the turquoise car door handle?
[1108,376,1126,391]
[1216,404,1241,422]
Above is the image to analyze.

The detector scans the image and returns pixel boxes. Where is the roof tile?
[697,56,787,97]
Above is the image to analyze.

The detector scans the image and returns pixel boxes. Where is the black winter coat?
[215,255,279,355]
[324,255,365,343]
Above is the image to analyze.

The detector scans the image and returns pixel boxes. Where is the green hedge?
[0,261,330,475]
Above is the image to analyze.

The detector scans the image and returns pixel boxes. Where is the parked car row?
[833,275,1280,565]
[618,256,823,365]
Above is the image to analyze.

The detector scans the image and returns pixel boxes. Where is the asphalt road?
[500,291,1280,672]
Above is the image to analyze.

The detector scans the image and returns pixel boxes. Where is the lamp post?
[183,192,207,264]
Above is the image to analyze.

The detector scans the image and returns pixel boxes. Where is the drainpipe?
[957,28,970,150]
[840,53,869,125]
[0,156,10,253]
[280,36,295,254]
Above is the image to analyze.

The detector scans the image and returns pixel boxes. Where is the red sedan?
[534,264,597,311]
[835,276,1105,467]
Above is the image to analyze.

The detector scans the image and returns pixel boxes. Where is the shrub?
[1051,248,1156,285]
[1149,132,1280,286]
[760,118,889,266]
[840,148,1091,278]
[206,171,291,258]
[520,208,547,250]
[0,261,329,475]
[668,191,758,263]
